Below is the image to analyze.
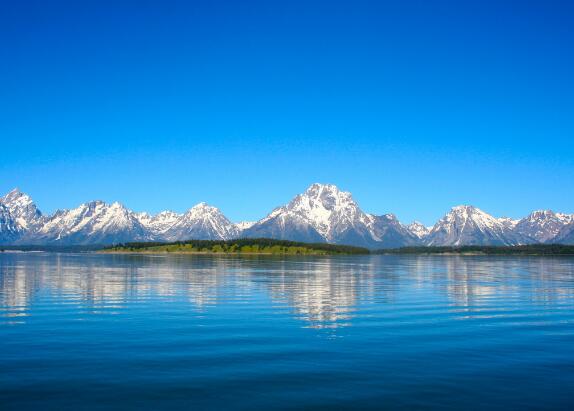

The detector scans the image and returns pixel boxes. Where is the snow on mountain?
[497,217,519,230]
[137,210,182,236]
[553,222,574,244]
[0,188,43,230]
[369,214,421,248]
[28,201,152,245]
[243,183,419,248]
[243,183,355,243]
[514,210,574,243]
[243,183,364,244]
[426,205,530,246]
[162,203,238,241]
[0,204,20,244]
[135,212,153,226]
[1,186,571,247]
[407,221,431,239]
[0,187,238,244]
[235,221,256,231]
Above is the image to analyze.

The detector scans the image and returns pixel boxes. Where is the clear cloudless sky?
[1,0,573,225]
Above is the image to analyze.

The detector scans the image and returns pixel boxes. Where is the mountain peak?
[6,187,22,195]
[515,209,574,242]
[427,205,528,246]
[532,209,554,214]
[2,188,32,204]
[298,183,355,210]
[446,205,498,222]
[81,200,107,213]
[0,188,42,230]
[407,221,430,239]
[450,205,478,213]
[305,183,342,193]
[187,202,219,214]
[245,183,420,248]
[164,202,236,241]
[528,210,556,219]
[524,210,573,223]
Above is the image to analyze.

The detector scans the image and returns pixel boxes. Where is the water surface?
[1,253,574,410]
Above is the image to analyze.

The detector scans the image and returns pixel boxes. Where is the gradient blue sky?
[1,0,573,225]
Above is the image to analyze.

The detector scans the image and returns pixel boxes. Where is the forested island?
[103,238,370,255]
[3,242,573,256]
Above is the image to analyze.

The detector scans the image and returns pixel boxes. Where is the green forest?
[3,242,574,256]
[104,238,370,255]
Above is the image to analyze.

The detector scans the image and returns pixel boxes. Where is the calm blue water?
[1,253,574,410]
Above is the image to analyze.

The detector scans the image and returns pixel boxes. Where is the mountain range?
[1,184,573,248]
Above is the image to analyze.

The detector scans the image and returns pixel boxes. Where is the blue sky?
[1,0,573,225]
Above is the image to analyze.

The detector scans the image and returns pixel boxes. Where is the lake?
[1,252,574,410]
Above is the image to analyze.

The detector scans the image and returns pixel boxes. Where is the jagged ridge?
[0,185,572,248]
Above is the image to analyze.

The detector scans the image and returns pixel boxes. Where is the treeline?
[6,242,573,256]
[376,244,574,255]
[104,238,370,255]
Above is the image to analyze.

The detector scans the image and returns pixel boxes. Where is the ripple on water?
[1,253,574,410]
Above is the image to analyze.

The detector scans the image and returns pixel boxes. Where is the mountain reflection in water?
[2,252,574,410]
[2,253,573,329]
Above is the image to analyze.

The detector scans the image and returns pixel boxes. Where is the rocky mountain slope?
[0,186,572,247]
[407,221,430,239]
[0,204,20,243]
[28,201,152,245]
[514,210,573,243]
[426,205,532,246]
[161,203,239,241]
[136,211,181,237]
[242,184,420,248]
[552,222,574,244]
[1,189,43,231]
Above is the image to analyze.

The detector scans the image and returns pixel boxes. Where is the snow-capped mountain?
[28,201,153,245]
[497,217,519,230]
[243,183,419,248]
[553,222,574,245]
[136,210,182,237]
[0,204,20,243]
[369,214,421,248]
[162,203,238,241]
[235,221,256,231]
[407,221,430,239]
[514,210,574,243]
[426,205,530,246]
[136,207,239,241]
[0,188,43,231]
[1,186,572,248]
[0,188,240,245]
[243,183,358,243]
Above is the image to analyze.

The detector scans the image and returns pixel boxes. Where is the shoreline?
[1,249,573,257]
[99,250,347,256]
[100,250,574,257]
